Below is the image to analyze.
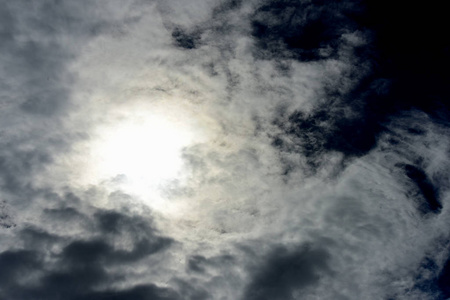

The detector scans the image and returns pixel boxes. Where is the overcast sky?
[1,1,450,299]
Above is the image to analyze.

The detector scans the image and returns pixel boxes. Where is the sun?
[86,103,202,212]
[97,115,190,185]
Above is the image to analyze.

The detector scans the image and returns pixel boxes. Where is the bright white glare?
[100,118,188,183]
[90,110,196,211]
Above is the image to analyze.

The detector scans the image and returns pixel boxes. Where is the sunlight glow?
[89,106,199,212]
[99,117,189,183]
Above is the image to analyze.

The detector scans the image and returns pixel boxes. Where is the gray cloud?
[243,244,330,300]
[0,204,174,300]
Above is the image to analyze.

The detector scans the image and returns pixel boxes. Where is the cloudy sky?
[1,1,450,299]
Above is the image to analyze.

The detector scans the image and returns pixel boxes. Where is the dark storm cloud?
[243,244,330,300]
[0,204,174,300]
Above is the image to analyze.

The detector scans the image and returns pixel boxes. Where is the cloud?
[243,244,330,300]
[1,0,450,299]
[0,204,174,300]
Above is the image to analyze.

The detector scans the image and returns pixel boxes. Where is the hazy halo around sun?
[83,100,210,213]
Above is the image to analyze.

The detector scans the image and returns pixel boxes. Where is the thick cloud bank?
[1,1,450,299]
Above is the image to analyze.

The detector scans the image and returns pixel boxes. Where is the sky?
[1,1,450,299]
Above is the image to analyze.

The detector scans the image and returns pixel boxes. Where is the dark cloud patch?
[172,26,202,49]
[44,206,87,222]
[78,284,181,300]
[0,250,42,288]
[271,88,384,174]
[61,239,114,265]
[0,200,15,228]
[437,255,450,299]
[279,106,379,156]
[397,164,442,214]
[212,0,243,16]
[11,279,180,300]
[20,227,62,251]
[243,244,330,300]
[250,0,360,61]
[95,210,168,240]
[0,4,16,42]
[20,88,70,117]
[0,147,53,194]
[172,279,210,300]
[409,256,442,299]
[270,67,397,174]
[97,210,130,234]
[188,255,208,273]
[63,209,174,264]
[187,254,235,274]
[0,204,174,300]
[410,253,450,300]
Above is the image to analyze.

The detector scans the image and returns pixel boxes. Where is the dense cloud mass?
[1,0,449,299]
